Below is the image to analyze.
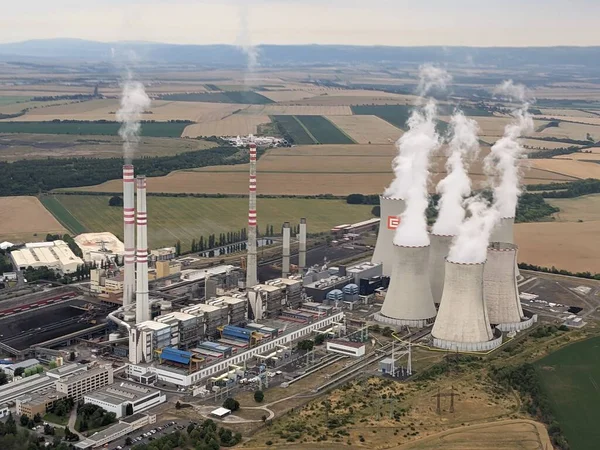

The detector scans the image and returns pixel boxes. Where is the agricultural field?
[270,115,315,145]
[0,196,67,243]
[531,159,600,179]
[158,91,274,104]
[0,121,190,137]
[326,115,403,144]
[293,115,355,144]
[515,221,600,273]
[533,115,600,127]
[0,134,216,161]
[0,96,32,106]
[182,115,271,137]
[242,105,352,116]
[554,152,600,161]
[351,104,413,129]
[534,120,600,141]
[45,195,374,251]
[536,336,600,450]
[547,193,600,222]
[256,90,318,102]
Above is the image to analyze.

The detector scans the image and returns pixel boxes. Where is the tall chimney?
[246,143,258,288]
[123,165,136,307]
[282,222,290,278]
[135,176,149,323]
[298,218,307,273]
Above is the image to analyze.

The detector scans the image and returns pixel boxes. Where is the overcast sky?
[2,0,599,47]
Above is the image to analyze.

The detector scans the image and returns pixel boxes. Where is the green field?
[159,91,274,104]
[295,115,355,144]
[536,336,600,450]
[271,115,316,145]
[0,121,190,137]
[0,96,32,106]
[351,104,413,129]
[40,196,88,234]
[46,195,373,251]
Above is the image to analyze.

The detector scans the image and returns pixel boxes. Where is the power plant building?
[83,383,166,419]
[11,241,84,274]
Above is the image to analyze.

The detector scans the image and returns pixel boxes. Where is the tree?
[254,390,264,403]
[108,196,124,207]
[314,334,326,345]
[33,413,42,424]
[14,367,25,377]
[0,371,7,386]
[125,403,134,416]
[44,424,55,435]
[175,401,182,410]
[125,437,133,445]
[371,205,381,217]
[262,414,267,423]
[69,351,76,362]
[5,413,17,435]
[20,414,29,426]
[175,240,181,256]
[346,193,366,204]
[222,397,240,412]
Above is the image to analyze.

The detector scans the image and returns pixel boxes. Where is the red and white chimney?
[135,175,149,323]
[246,142,258,288]
[123,164,136,307]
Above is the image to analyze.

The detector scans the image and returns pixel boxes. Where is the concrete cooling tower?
[428,233,453,305]
[484,242,537,332]
[490,217,521,279]
[372,196,406,276]
[375,244,436,327]
[432,260,502,351]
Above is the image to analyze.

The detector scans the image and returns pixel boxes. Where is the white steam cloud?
[237,4,259,84]
[447,196,500,264]
[431,111,480,236]
[117,76,151,164]
[484,80,534,217]
[417,64,452,97]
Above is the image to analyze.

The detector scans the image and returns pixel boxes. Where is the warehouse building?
[83,383,165,418]
[11,241,84,274]
[16,391,68,418]
[326,340,366,357]
[75,413,156,449]
[2,358,41,378]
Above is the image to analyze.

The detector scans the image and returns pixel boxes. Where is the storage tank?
[372,196,406,276]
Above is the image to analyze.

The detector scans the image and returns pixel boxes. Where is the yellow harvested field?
[554,152,600,161]
[519,138,583,150]
[182,115,271,137]
[279,94,413,106]
[535,121,600,141]
[531,159,600,179]
[515,221,600,273]
[267,143,396,157]
[241,105,352,115]
[534,115,600,126]
[548,194,600,222]
[256,90,318,102]
[0,196,66,242]
[441,116,550,137]
[326,115,403,144]
[0,100,80,114]
[3,99,241,122]
[532,87,600,100]
[539,108,600,118]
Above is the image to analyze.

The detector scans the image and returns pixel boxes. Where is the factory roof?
[347,261,381,272]
[217,296,247,306]
[328,339,365,349]
[3,358,40,371]
[139,321,171,331]
[276,278,302,286]
[85,382,161,406]
[87,423,131,443]
[0,374,54,405]
[349,218,380,228]
[11,241,83,270]
[57,366,109,384]
[158,311,197,322]
[46,363,87,379]
[254,284,282,292]
[16,389,67,406]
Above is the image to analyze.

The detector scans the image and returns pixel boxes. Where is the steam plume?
[117,75,151,164]
[447,196,500,264]
[237,5,259,85]
[417,64,452,97]
[484,80,534,217]
[431,111,480,236]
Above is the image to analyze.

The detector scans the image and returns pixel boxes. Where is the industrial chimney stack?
[298,218,307,273]
[282,222,291,278]
[246,143,259,288]
[135,176,149,323]
[122,165,136,307]
[372,196,406,276]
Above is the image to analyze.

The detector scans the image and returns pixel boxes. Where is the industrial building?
[248,278,302,319]
[55,366,114,401]
[75,413,156,449]
[372,196,405,276]
[326,339,366,357]
[83,382,165,418]
[2,358,41,378]
[11,241,84,274]
[16,391,68,418]
[331,218,379,237]
[150,246,177,263]
[74,232,125,264]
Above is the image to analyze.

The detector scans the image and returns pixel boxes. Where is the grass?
[535,336,600,450]
[351,104,413,129]
[0,96,32,106]
[0,121,189,137]
[43,413,69,426]
[40,195,88,234]
[159,91,274,104]
[271,115,316,145]
[46,195,374,251]
[294,116,355,144]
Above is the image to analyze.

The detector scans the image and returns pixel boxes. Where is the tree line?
[526,178,600,199]
[518,262,600,281]
[0,146,242,196]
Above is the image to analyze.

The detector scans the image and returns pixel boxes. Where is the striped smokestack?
[123,164,136,307]
[246,143,258,288]
[298,218,307,273]
[282,222,290,278]
[135,175,149,323]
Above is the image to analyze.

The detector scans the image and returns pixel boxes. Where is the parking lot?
[107,420,181,450]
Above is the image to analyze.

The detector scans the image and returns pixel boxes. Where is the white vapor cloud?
[117,75,151,163]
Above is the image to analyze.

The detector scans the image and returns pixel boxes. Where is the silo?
[432,260,502,351]
[428,233,453,305]
[372,196,406,276]
[484,242,535,331]
[375,244,436,327]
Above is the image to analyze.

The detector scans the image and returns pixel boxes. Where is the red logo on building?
[387,216,400,230]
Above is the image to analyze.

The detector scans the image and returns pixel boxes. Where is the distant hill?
[1,39,600,70]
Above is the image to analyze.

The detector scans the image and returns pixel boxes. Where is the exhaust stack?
[432,260,502,351]
[123,165,136,307]
[375,244,436,327]
[428,233,453,305]
[372,196,406,276]
[298,218,307,273]
[246,143,258,288]
[282,222,290,278]
[135,176,149,323]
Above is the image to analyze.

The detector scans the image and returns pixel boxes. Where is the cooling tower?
[246,143,259,288]
[123,165,136,307]
[428,233,453,305]
[432,260,502,351]
[135,176,150,324]
[484,243,536,331]
[375,244,436,327]
[372,196,406,276]
[490,216,521,278]
[282,222,290,278]
[298,218,307,272]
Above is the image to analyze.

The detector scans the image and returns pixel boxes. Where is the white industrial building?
[11,241,83,274]
[326,340,366,357]
[83,382,165,418]
[74,232,125,263]
[75,413,156,449]
[129,321,171,365]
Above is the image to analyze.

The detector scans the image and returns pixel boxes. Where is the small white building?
[75,413,156,449]
[11,241,83,274]
[83,383,165,419]
[0,403,9,418]
[326,340,366,357]
[211,407,231,418]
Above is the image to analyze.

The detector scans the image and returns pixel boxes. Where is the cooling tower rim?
[381,195,405,201]
[393,242,430,249]
[445,258,486,266]
[488,242,518,252]
[499,216,516,220]
[429,232,455,238]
